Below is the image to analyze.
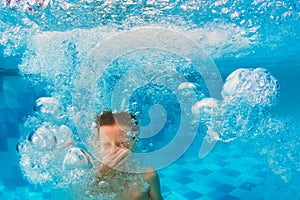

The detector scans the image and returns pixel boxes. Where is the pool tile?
[3,177,23,191]
[202,163,223,171]
[222,168,241,177]
[4,108,19,123]
[191,159,204,165]
[211,174,241,187]
[184,156,200,163]
[176,176,194,185]
[219,194,240,200]
[179,168,195,176]
[29,185,45,193]
[0,76,3,91]
[28,192,43,199]
[239,182,257,191]
[7,138,19,154]
[0,161,15,178]
[161,177,183,190]
[198,169,213,175]
[15,186,29,193]
[230,188,258,200]
[183,190,203,199]
[4,123,19,138]
[163,191,189,200]
[43,192,55,200]
[173,186,193,196]
[1,190,15,199]
[160,185,169,193]
[159,169,178,177]
[186,183,214,195]
[0,108,5,122]
[255,170,268,178]
[207,180,225,188]
[198,197,214,200]
[0,136,8,151]
[217,183,236,193]
[0,123,8,135]
[206,190,226,199]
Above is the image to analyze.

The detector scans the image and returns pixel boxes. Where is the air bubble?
[34,97,65,121]
[198,68,280,143]
[29,123,57,151]
[56,125,74,148]
[222,68,279,107]
[62,147,93,170]
[192,98,222,122]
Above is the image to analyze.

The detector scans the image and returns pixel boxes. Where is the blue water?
[1,0,300,199]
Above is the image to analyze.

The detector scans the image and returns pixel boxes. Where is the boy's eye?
[115,141,121,147]
[115,141,127,148]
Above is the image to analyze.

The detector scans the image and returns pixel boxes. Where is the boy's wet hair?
[95,110,139,148]
[95,110,138,128]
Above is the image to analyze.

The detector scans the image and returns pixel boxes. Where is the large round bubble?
[192,98,222,122]
[29,123,57,151]
[63,147,93,170]
[221,68,250,98]
[222,68,279,107]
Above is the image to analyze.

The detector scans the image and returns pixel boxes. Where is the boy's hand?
[100,144,130,173]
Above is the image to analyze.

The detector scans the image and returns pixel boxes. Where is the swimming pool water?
[1,0,300,199]
[0,75,276,199]
[1,64,300,199]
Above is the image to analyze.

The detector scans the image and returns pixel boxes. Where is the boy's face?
[99,124,132,149]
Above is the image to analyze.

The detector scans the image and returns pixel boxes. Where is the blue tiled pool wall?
[159,138,300,200]
[1,74,299,200]
[0,75,54,200]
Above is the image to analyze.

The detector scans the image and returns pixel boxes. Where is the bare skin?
[97,125,163,200]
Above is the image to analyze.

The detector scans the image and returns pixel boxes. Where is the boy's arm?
[144,167,163,200]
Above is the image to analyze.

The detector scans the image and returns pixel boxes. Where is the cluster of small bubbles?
[18,31,87,99]
[4,23,259,102]
[18,96,95,188]
[193,67,279,143]
[0,0,298,60]
[219,103,253,142]
[192,98,222,123]
[29,123,57,151]
[0,0,298,70]
[176,82,198,106]
[257,117,300,183]
[192,22,257,59]
[192,98,224,142]
[194,67,300,190]
[18,140,54,185]
[34,97,66,122]
[0,24,37,56]
[1,0,298,30]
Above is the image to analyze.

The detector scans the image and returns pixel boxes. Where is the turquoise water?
[1,0,300,199]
